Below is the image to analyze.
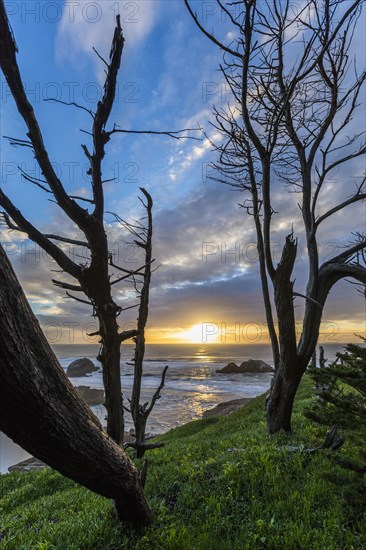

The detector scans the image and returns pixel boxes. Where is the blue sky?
[0,0,365,345]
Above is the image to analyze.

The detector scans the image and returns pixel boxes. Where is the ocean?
[0,342,344,473]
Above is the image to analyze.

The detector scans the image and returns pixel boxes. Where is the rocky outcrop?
[216,359,273,374]
[75,386,105,406]
[8,457,47,472]
[66,358,98,377]
[202,397,253,419]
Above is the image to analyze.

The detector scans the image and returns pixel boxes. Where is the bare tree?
[0,1,198,445]
[185,0,366,433]
[0,242,152,527]
[114,189,168,458]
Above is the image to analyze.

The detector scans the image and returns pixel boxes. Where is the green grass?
[1,376,365,549]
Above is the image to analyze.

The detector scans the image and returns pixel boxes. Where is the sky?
[0,0,365,347]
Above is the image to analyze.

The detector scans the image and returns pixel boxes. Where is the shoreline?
[2,395,257,473]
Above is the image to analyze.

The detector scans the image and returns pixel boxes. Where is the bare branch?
[145,365,169,417]
[90,14,124,220]
[65,292,93,306]
[107,126,203,141]
[321,239,366,268]
[3,135,33,148]
[121,303,139,312]
[184,0,241,58]
[92,46,109,68]
[119,329,139,343]
[293,292,322,307]
[0,190,81,280]
[316,192,366,228]
[0,4,91,230]
[110,260,155,285]
[44,98,95,118]
[52,280,83,292]
[44,234,90,248]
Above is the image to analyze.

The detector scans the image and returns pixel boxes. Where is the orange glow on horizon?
[144,322,365,345]
[47,322,365,345]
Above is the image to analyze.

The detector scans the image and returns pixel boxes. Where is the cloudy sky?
[1,0,365,346]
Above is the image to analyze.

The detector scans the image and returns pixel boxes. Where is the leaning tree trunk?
[0,244,152,527]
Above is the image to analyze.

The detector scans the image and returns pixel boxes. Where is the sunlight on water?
[194,347,210,360]
[1,342,345,473]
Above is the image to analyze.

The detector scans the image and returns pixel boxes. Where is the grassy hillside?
[0,376,365,549]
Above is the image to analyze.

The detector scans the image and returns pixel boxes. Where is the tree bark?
[0,244,152,527]
[266,366,304,434]
[0,1,128,446]
[266,235,302,433]
[96,310,124,444]
[130,189,153,458]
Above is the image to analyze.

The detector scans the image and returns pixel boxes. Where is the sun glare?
[179,323,208,344]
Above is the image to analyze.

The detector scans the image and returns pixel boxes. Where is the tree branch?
[119,329,139,343]
[144,365,169,417]
[91,14,124,220]
[321,239,366,268]
[107,126,202,141]
[0,3,90,230]
[44,234,90,248]
[111,260,155,285]
[65,291,93,306]
[44,98,95,118]
[52,280,83,292]
[184,0,241,58]
[315,193,366,228]
[0,191,81,280]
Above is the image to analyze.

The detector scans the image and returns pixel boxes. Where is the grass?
[1,375,365,549]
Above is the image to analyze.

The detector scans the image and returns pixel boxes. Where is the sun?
[179,323,207,344]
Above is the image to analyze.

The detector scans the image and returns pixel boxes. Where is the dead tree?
[0,1,198,445]
[185,0,366,433]
[112,189,168,458]
[0,243,152,527]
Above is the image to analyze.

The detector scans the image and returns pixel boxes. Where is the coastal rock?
[216,359,273,374]
[8,457,47,472]
[75,386,105,406]
[66,358,98,377]
[202,397,253,419]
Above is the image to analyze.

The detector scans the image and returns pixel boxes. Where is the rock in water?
[216,359,273,373]
[66,358,98,377]
[75,386,105,406]
[8,457,47,472]
[216,362,239,373]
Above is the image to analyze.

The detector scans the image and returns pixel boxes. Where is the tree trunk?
[266,366,303,433]
[0,244,152,527]
[266,235,301,433]
[82,238,126,446]
[97,311,124,445]
[134,417,148,459]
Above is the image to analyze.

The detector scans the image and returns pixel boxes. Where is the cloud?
[2,165,364,344]
[56,1,161,80]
